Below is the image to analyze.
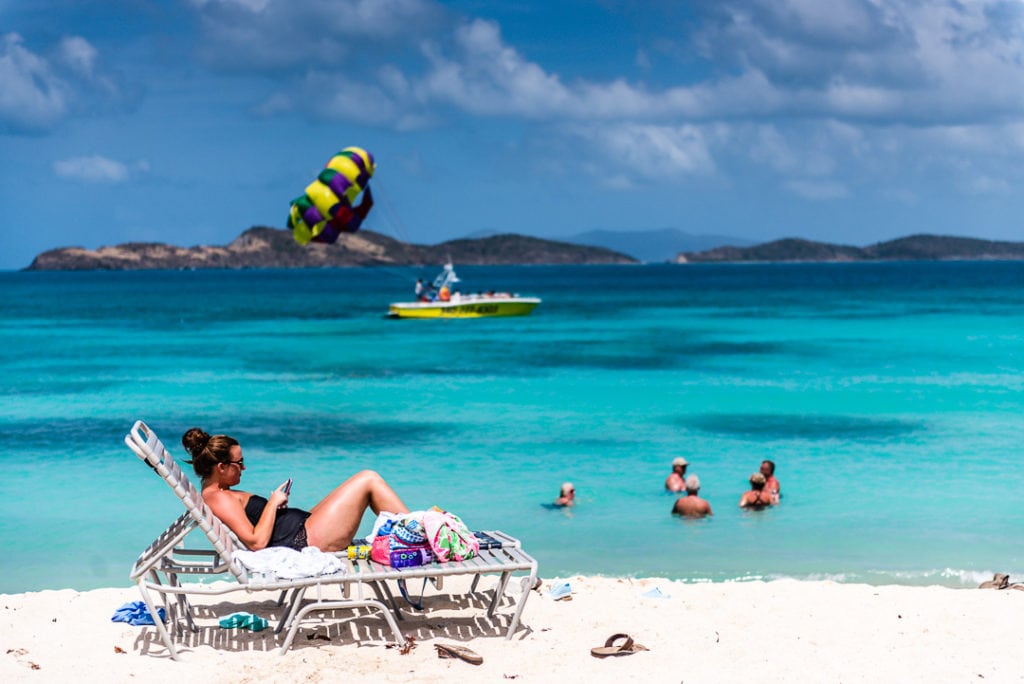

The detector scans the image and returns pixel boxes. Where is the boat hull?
[388,297,540,319]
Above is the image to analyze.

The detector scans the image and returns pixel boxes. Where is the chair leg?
[137,582,180,661]
[487,571,512,617]
[274,587,308,635]
[371,581,404,622]
[165,572,198,633]
[504,575,535,639]
[278,598,405,655]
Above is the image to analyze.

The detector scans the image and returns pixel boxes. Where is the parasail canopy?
[287,146,375,245]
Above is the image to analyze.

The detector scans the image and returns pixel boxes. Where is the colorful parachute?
[287,146,375,245]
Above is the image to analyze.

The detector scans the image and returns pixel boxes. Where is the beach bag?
[370,515,434,568]
[422,508,479,562]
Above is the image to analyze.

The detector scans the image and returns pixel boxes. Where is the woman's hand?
[270,482,290,509]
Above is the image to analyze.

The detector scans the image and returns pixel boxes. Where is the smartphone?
[283,478,293,495]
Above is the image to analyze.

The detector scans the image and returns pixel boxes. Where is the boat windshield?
[432,262,460,290]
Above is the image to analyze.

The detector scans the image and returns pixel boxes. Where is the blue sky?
[3,0,1024,269]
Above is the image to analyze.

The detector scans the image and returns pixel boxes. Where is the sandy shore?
[2,575,1022,683]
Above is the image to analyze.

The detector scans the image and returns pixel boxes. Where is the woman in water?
[182,427,409,552]
[738,472,777,509]
[553,482,576,507]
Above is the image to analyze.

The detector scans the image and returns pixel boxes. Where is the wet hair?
[181,427,239,479]
[750,472,767,490]
[761,459,775,474]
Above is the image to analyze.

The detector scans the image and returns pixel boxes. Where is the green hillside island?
[677,235,1024,263]
[25,227,637,271]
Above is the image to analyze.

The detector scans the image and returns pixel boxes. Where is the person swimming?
[553,482,575,507]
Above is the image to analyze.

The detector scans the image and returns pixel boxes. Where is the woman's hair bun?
[181,427,210,457]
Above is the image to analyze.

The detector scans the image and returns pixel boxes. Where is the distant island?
[25,230,1024,271]
[678,235,1024,263]
[24,227,637,271]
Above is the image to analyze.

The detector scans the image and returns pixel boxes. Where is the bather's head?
[560,482,575,497]
[760,460,775,477]
[182,427,241,480]
[749,472,767,490]
[672,456,688,473]
[685,475,701,495]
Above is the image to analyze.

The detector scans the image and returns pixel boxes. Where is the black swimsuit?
[244,495,311,550]
[746,490,771,509]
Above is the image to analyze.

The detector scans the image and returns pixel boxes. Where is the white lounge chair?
[126,420,538,660]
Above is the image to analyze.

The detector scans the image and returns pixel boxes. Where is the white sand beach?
[2,575,1022,683]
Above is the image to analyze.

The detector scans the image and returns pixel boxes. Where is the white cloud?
[57,36,97,76]
[419,19,573,118]
[691,0,1024,124]
[574,123,715,182]
[0,33,125,134]
[53,156,147,184]
[175,0,1024,197]
[180,0,1024,133]
[191,0,442,71]
[0,33,69,132]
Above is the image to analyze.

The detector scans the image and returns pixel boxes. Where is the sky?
[3,0,1024,269]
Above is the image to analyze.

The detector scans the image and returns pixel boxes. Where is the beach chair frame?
[126,420,538,660]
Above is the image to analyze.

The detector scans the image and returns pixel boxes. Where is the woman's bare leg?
[304,470,409,552]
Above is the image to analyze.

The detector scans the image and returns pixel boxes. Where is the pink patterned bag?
[422,509,479,562]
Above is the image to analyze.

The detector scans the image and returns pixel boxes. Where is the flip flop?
[641,586,670,599]
[590,633,649,658]
[218,612,269,632]
[434,643,483,665]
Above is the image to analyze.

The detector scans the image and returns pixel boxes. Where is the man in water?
[672,475,712,518]
[665,457,688,492]
[760,460,781,499]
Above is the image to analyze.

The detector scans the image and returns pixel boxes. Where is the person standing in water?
[760,459,781,499]
[672,475,712,518]
[739,472,776,509]
[665,457,688,493]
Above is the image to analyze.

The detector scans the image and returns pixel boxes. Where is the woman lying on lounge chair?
[182,427,409,552]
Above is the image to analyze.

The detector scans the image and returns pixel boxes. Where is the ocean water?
[1,262,1023,594]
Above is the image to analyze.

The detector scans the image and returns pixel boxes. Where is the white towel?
[233,546,346,579]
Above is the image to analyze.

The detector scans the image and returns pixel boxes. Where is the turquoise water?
[1,262,1023,593]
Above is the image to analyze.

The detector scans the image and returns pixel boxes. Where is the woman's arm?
[205,485,288,550]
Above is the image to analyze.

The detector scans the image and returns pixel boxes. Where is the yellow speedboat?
[388,264,541,319]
